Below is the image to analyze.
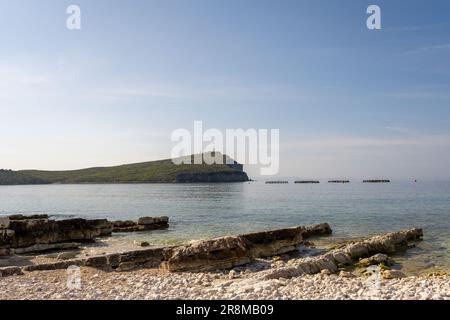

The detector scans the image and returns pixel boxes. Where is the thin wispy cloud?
[0,66,51,86]
[97,83,318,103]
[402,43,450,55]
[387,90,450,101]
[379,126,415,135]
[284,135,450,150]
[0,65,53,102]
[384,22,446,33]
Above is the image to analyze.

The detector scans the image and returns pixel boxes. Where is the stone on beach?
[14,242,81,255]
[1,216,112,253]
[382,270,407,279]
[161,236,251,272]
[0,266,23,277]
[138,216,169,226]
[0,217,10,229]
[56,251,79,260]
[112,216,169,232]
[242,226,305,258]
[339,270,357,278]
[301,223,332,238]
[262,228,423,280]
[161,224,332,272]
[134,241,150,247]
[358,253,395,267]
[111,220,136,229]
[7,214,49,221]
[0,215,171,256]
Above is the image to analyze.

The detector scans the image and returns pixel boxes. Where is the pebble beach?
[1,263,449,300]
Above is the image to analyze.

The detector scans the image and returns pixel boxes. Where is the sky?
[1,0,450,179]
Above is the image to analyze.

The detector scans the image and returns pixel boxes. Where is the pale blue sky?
[1,0,450,179]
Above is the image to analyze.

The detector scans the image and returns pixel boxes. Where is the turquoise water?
[1,181,449,273]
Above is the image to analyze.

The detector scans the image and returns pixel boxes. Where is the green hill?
[0,154,249,185]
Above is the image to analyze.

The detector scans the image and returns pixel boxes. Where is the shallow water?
[1,181,449,273]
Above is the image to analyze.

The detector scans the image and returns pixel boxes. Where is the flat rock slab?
[161,224,332,272]
[161,236,251,272]
[0,217,10,229]
[262,227,423,280]
[1,225,424,278]
[1,215,170,256]
[6,218,112,249]
[0,223,332,275]
[112,216,169,232]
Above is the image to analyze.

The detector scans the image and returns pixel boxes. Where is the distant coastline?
[0,153,249,185]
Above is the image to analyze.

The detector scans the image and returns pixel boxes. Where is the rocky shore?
[1,215,449,300]
[0,214,169,256]
[0,223,332,275]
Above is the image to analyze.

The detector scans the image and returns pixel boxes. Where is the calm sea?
[1,181,449,273]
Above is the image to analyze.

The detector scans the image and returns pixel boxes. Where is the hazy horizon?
[1,0,450,180]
